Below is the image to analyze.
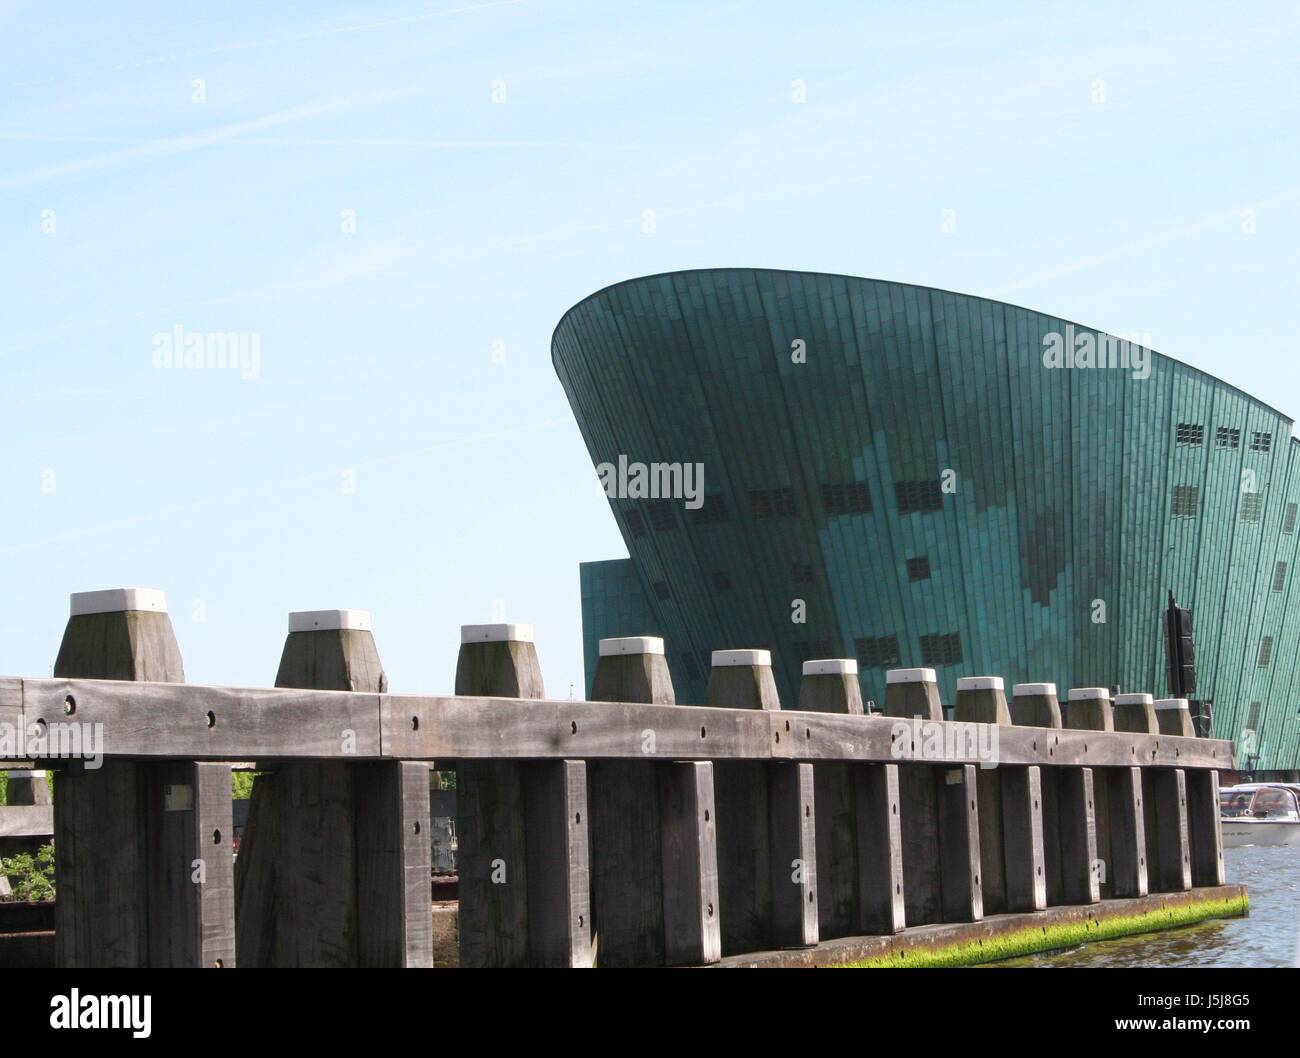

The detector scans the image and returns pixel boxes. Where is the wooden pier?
[0,589,1238,968]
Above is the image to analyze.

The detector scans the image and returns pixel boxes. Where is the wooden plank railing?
[0,589,1233,968]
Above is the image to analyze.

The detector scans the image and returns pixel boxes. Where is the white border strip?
[289,609,372,633]
[712,649,770,668]
[1115,693,1153,706]
[1154,698,1190,711]
[957,676,1004,691]
[599,636,664,657]
[1013,682,1057,696]
[1068,687,1111,701]
[886,668,936,684]
[802,658,857,676]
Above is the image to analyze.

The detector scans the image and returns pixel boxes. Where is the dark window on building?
[793,639,834,662]
[624,508,647,538]
[1284,502,1298,535]
[1176,422,1204,446]
[906,556,932,581]
[1215,426,1240,450]
[1251,431,1273,453]
[749,487,796,518]
[894,478,944,514]
[711,571,733,593]
[1171,485,1199,518]
[855,635,901,669]
[646,500,677,532]
[821,481,872,515]
[693,496,729,525]
[652,580,671,601]
[920,632,963,667]
[1246,701,1262,732]
[1274,562,1288,594]
[1259,636,1274,667]
[791,562,815,586]
[1241,493,1264,523]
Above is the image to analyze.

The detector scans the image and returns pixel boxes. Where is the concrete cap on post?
[598,636,664,656]
[455,622,543,699]
[882,667,942,721]
[1113,692,1158,734]
[461,623,534,644]
[288,609,372,633]
[592,636,674,704]
[56,587,183,683]
[70,588,168,615]
[706,649,780,710]
[1009,682,1062,728]
[954,675,1011,725]
[1064,687,1113,732]
[1154,698,1196,737]
[797,658,864,715]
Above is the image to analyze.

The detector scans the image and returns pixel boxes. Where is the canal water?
[992,846,1300,967]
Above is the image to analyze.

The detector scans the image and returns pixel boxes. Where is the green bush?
[1,843,56,902]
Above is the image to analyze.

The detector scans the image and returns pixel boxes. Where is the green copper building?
[553,269,1300,775]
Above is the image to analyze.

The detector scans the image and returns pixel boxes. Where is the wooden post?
[1001,766,1046,911]
[588,636,719,966]
[799,658,865,939]
[937,765,983,922]
[883,667,944,925]
[1059,688,1109,904]
[707,649,816,953]
[1106,766,1149,897]
[1011,682,1063,904]
[1186,769,1225,887]
[1150,768,1192,892]
[455,623,591,967]
[1058,767,1101,904]
[1106,695,1155,900]
[53,588,235,968]
[1154,697,1196,737]
[954,676,1009,915]
[234,608,431,967]
[854,763,906,933]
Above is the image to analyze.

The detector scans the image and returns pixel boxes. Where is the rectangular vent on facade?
[906,556,932,581]
[1246,701,1262,732]
[1284,502,1298,535]
[1258,636,1274,668]
[1215,426,1240,450]
[1171,485,1199,518]
[1251,431,1273,453]
[1273,561,1288,593]
[711,570,733,592]
[920,632,963,667]
[894,479,944,514]
[652,581,671,601]
[1241,493,1264,523]
[624,508,647,538]
[1176,422,1204,446]
[693,497,728,525]
[855,635,901,669]
[820,482,872,515]
[646,500,677,532]
[793,639,834,662]
[791,562,815,586]
[749,487,796,518]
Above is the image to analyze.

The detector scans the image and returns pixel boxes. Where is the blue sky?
[1,0,1297,696]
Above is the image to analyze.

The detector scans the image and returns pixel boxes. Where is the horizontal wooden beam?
[0,804,54,838]
[2,678,1233,770]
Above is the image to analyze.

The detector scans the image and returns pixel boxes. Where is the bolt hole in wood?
[774,732,780,744]
[575,812,582,824]
[805,804,811,817]
[785,720,790,731]
[212,829,222,844]
[808,891,815,903]
[704,810,710,822]
[700,726,706,738]
[205,711,216,729]
[63,695,76,715]
[707,903,715,917]
[571,721,578,734]
[805,727,811,739]
[413,821,421,835]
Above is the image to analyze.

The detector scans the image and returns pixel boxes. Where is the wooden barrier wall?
[0,592,1232,968]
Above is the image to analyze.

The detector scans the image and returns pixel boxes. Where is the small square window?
[894,479,944,514]
[1241,493,1264,523]
[1283,502,1298,535]
[1251,431,1273,453]
[793,639,834,662]
[1273,561,1288,593]
[906,556,932,581]
[1215,426,1240,450]
[624,508,647,538]
[646,500,677,532]
[1259,636,1274,667]
[920,632,963,667]
[1171,485,1199,518]
[652,581,671,601]
[855,635,901,669]
[1176,422,1204,446]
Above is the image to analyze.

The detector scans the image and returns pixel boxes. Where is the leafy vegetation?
[0,843,56,902]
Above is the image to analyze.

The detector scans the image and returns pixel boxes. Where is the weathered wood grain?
[768,761,818,948]
[898,765,943,925]
[1106,766,1149,898]
[1001,766,1046,912]
[937,765,983,923]
[15,678,1234,769]
[0,803,53,837]
[522,760,592,967]
[854,764,905,934]
[1151,768,1192,893]
[1186,768,1225,888]
[658,761,721,965]
[1058,767,1101,904]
